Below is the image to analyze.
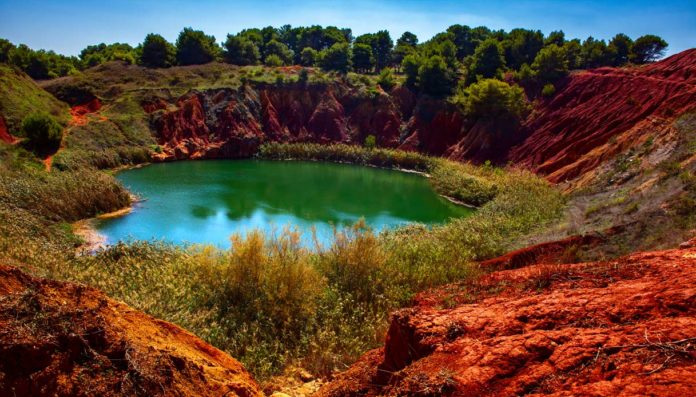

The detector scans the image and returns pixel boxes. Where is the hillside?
[318,238,696,396]
[0,263,262,396]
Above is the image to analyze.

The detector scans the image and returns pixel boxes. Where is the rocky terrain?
[0,264,262,397]
[1,49,693,396]
[318,239,696,396]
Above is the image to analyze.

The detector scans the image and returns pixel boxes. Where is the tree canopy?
[631,35,668,64]
[140,34,175,68]
[175,28,220,66]
[319,43,351,73]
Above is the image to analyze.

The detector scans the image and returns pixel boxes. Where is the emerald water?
[96,160,473,247]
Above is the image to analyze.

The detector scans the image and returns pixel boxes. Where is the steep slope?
[0,264,262,397]
[509,49,696,185]
[319,239,696,396]
[0,64,70,135]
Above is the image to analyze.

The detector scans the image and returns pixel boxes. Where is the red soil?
[318,240,696,396]
[510,49,696,183]
[0,264,262,397]
[69,98,102,126]
[0,115,16,144]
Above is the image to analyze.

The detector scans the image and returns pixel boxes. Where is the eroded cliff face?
[145,83,479,162]
[0,264,263,397]
[147,50,696,186]
[511,49,696,184]
[318,239,696,397]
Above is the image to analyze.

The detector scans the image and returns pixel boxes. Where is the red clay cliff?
[318,239,696,396]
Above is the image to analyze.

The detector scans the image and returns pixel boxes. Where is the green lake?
[96,160,473,247]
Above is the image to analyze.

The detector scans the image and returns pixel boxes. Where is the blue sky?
[1,0,694,56]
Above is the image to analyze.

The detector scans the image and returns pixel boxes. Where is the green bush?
[20,112,63,156]
[542,83,556,97]
[456,78,529,121]
[264,54,284,67]
[364,135,376,149]
[377,67,396,91]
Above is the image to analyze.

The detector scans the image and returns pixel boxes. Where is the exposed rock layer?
[0,264,262,397]
[149,50,696,185]
[318,240,696,396]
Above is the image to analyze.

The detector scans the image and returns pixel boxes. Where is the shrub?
[541,83,556,97]
[377,67,396,91]
[264,54,284,67]
[298,68,309,85]
[364,135,376,149]
[300,47,318,66]
[20,112,63,156]
[456,79,529,121]
[532,44,569,83]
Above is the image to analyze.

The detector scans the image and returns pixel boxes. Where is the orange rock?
[319,243,696,396]
[0,265,262,397]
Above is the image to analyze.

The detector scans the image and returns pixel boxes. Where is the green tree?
[377,67,396,91]
[0,38,15,63]
[609,33,633,66]
[264,40,293,65]
[175,28,220,66]
[503,28,544,70]
[351,43,374,73]
[223,35,260,65]
[355,31,393,71]
[563,39,582,69]
[631,35,668,64]
[392,32,418,68]
[545,30,566,47]
[396,31,418,48]
[9,45,51,79]
[531,44,569,82]
[457,79,529,121]
[264,54,284,67]
[446,24,477,59]
[402,54,421,87]
[139,33,175,68]
[319,43,351,73]
[418,55,454,96]
[581,37,613,68]
[20,112,63,155]
[469,38,506,80]
[300,47,318,66]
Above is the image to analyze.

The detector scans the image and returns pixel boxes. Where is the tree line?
[0,25,668,82]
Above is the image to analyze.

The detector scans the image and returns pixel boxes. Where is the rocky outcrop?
[0,264,262,397]
[147,50,696,186]
[318,240,696,396]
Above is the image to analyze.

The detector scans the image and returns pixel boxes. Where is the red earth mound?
[0,264,262,397]
[318,240,696,396]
